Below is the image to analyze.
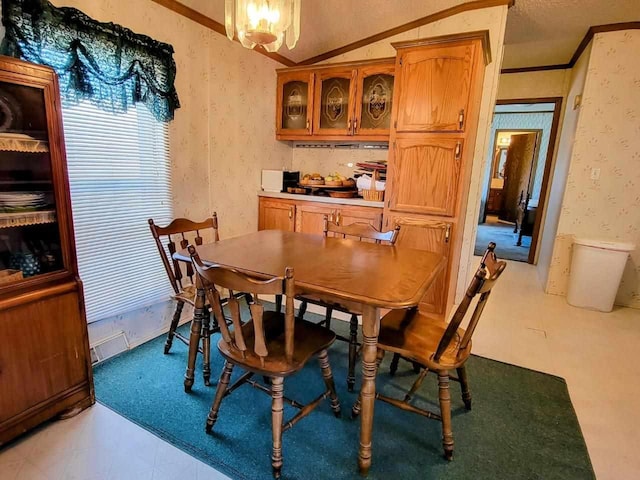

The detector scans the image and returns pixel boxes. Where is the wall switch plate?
[590,168,601,180]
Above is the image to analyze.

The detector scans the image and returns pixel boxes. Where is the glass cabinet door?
[313,68,356,136]
[353,63,395,137]
[276,71,314,137]
[0,80,64,286]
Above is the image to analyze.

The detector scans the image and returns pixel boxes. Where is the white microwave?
[261,170,300,193]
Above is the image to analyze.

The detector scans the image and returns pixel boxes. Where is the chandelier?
[225,0,301,52]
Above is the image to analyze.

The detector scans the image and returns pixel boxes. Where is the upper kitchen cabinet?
[352,62,395,137]
[276,71,314,137]
[394,37,486,133]
[313,67,356,137]
[275,58,395,141]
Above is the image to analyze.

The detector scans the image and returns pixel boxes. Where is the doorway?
[475,98,563,263]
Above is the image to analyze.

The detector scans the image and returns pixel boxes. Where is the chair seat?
[218,311,336,377]
[378,309,470,370]
[174,284,197,305]
[295,293,362,316]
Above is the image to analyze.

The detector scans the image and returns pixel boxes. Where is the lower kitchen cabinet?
[258,197,383,235]
[384,213,453,316]
[258,199,296,232]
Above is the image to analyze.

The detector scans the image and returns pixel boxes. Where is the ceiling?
[183,0,640,68]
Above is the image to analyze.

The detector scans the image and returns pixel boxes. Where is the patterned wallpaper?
[483,111,554,204]
[294,6,509,303]
[546,30,640,308]
[497,70,570,100]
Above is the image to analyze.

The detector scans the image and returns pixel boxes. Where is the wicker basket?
[0,269,23,285]
[361,170,384,201]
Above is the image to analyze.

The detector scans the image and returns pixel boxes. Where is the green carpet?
[94,314,594,480]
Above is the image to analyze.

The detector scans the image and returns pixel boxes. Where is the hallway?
[475,215,531,262]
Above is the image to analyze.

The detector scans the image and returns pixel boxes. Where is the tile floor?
[1,259,639,479]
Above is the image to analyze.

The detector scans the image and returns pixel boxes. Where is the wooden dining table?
[174,229,445,475]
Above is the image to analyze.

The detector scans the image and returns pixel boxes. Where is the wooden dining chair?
[297,216,400,391]
[352,243,506,460]
[149,213,247,386]
[188,245,341,479]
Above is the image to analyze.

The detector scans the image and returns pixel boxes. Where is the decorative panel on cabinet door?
[353,63,395,137]
[295,204,336,235]
[388,137,463,216]
[258,199,295,231]
[395,42,476,133]
[0,289,89,425]
[386,215,452,315]
[313,68,356,137]
[276,71,314,138]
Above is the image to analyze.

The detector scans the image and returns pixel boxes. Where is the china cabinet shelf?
[0,133,49,153]
[0,209,56,228]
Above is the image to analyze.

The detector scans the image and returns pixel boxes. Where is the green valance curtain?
[1,0,180,122]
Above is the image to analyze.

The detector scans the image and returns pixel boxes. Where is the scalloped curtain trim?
[1,0,180,122]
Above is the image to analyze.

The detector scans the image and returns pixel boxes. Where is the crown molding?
[296,0,513,66]
[501,21,640,74]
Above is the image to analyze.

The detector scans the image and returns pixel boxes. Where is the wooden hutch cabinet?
[0,57,93,445]
[276,58,395,142]
[384,32,490,318]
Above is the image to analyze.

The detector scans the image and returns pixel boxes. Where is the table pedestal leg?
[358,305,380,476]
[184,284,205,393]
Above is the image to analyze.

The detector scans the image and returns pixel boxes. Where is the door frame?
[483,128,543,224]
[494,97,563,264]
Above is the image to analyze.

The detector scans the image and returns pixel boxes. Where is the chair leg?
[164,300,184,354]
[201,309,211,386]
[438,371,454,460]
[403,366,429,402]
[206,361,234,433]
[351,349,385,418]
[324,307,333,329]
[389,353,401,376]
[297,300,308,321]
[275,294,283,313]
[318,349,341,417]
[270,376,285,479]
[457,366,472,410]
[347,314,358,392]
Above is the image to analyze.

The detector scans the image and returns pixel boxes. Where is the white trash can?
[567,238,635,312]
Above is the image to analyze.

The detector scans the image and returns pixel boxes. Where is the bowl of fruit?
[325,172,345,186]
[301,173,324,185]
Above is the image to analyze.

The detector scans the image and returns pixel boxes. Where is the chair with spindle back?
[352,243,506,460]
[296,216,401,392]
[149,213,245,386]
[188,245,341,479]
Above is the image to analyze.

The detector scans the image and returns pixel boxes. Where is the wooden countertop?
[258,191,384,208]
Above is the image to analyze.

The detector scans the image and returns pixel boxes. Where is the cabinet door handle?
[336,211,341,225]
[353,118,358,134]
[455,142,462,160]
[347,119,352,134]
[458,109,465,130]
[306,119,310,132]
[445,224,451,243]
[288,207,293,219]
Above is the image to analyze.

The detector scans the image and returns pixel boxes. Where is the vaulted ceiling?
[181,0,640,68]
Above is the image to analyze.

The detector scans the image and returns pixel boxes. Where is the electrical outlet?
[590,168,601,180]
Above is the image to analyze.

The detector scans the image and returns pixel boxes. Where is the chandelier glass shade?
[225,0,301,52]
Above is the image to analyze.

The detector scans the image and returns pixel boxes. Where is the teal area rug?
[94,315,594,480]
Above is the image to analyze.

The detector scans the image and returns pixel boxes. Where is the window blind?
[61,101,174,323]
